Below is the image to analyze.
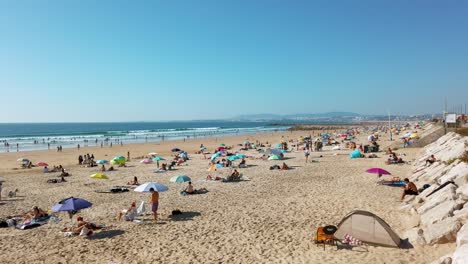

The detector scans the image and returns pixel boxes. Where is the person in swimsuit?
[401,178,419,201]
[149,188,159,221]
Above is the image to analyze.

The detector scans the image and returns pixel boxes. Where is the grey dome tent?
[334,210,402,247]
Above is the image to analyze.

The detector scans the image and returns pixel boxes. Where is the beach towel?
[95,188,129,193]
[16,215,51,230]
[343,233,364,246]
[378,180,406,187]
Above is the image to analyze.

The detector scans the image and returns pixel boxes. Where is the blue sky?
[0,0,467,122]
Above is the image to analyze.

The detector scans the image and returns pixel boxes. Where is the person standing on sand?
[304,149,310,163]
[149,188,159,221]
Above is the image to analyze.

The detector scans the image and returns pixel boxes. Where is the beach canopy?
[365,168,391,176]
[227,155,240,161]
[90,173,108,179]
[96,160,108,164]
[268,155,280,160]
[134,182,168,192]
[52,197,92,212]
[266,148,282,157]
[111,156,126,165]
[152,156,165,161]
[171,148,181,152]
[335,210,402,247]
[350,149,362,159]
[170,175,191,183]
[140,158,153,164]
[36,162,48,167]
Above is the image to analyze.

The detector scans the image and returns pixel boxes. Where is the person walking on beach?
[149,188,159,221]
[304,149,310,163]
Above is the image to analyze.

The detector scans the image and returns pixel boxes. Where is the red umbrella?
[36,162,48,167]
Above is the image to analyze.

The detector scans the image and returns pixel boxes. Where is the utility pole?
[388,110,392,141]
[444,98,447,134]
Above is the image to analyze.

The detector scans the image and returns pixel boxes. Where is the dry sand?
[0,130,454,263]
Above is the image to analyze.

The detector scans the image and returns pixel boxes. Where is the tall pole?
[444,97,447,134]
[388,110,392,141]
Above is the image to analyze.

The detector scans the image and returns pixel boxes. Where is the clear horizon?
[1,0,467,122]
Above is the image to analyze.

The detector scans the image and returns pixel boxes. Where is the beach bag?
[172,210,182,215]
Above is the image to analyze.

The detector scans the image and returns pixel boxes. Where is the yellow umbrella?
[90,173,109,179]
[410,133,419,139]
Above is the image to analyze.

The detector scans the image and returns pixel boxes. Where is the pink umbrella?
[365,168,391,177]
[36,162,48,167]
[140,159,153,164]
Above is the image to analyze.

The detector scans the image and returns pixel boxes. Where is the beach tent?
[268,155,280,160]
[349,149,362,159]
[335,210,402,247]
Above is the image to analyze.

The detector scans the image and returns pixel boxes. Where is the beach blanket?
[16,215,51,230]
[154,170,167,173]
[379,180,406,187]
[95,187,129,193]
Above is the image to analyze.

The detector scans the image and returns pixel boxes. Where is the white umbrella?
[148,152,157,156]
[134,182,168,192]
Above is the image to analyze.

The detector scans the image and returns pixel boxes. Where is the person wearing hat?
[117,201,137,221]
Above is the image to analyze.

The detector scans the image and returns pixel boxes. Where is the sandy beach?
[0,129,454,263]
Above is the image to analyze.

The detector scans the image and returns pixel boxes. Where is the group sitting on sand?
[270,162,290,170]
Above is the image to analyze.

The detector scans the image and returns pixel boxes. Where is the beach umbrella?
[170,175,191,183]
[228,155,240,161]
[17,158,30,163]
[350,149,362,159]
[280,149,288,153]
[200,147,207,151]
[51,197,92,212]
[236,153,246,158]
[219,143,226,147]
[365,168,391,176]
[148,152,157,156]
[36,162,48,167]
[140,158,153,164]
[266,148,282,157]
[215,163,223,168]
[211,153,220,160]
[152,156,165,161]
[410,133,419,139]
[96,160,108,164]
[274,143,282,148]
[90,173,109,179]
[171,148,181,152]
[243,141,250,144]
[111,156,126,165]
[134,182,168,192]
[268,155,280,160]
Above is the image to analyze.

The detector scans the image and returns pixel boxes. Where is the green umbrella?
[268,155,280,160]
[152,156,165,161]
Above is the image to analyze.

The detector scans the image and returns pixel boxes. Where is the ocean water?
[0,121,290,152]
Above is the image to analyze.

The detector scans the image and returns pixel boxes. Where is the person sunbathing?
[425,155,436,166]
[231,169,240,178]
[100,165,106,172]
[183,182,208,195]
[63,216,103,235]
[280,162,289,170]
[160,164,167,171]
[24,206,47,220]
[108,166,114,171]
[60,168,70,177]
[239,158,247,168]
[401,178,419,201]
[117,201,137,221]
[206,175,222,181]
[127,176,139,185]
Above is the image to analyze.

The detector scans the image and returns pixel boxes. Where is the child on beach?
[149,188,159,221]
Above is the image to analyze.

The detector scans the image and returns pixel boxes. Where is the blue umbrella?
[215,163,223,168]
[170,175,191,183]
[152,156,165,161]
[96,160,108,164]
[52,197,92,212]
[236,153,246,158]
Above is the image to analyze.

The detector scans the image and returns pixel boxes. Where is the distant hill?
[232,112,361,120]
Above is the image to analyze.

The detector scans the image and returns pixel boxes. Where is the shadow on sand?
[168,211,201,221]
[88,229,125,240]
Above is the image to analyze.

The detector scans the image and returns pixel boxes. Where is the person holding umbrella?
[149,188,159,222]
